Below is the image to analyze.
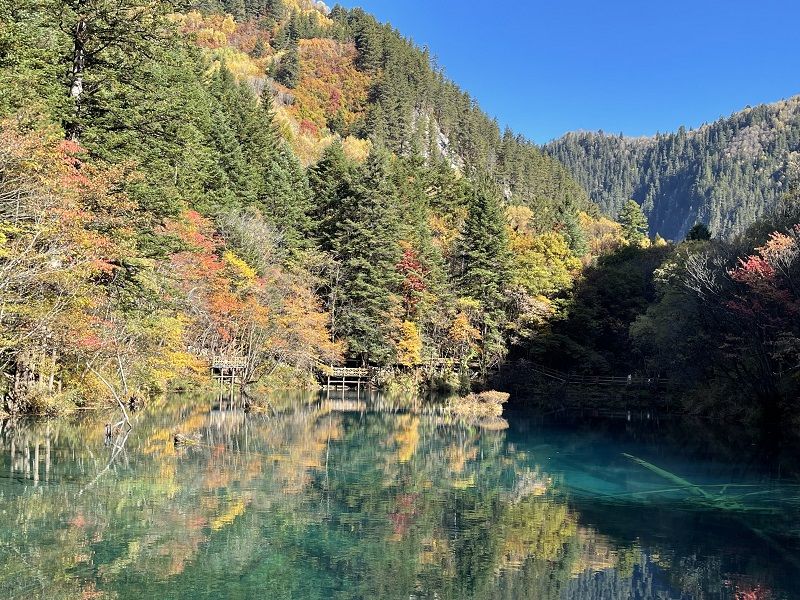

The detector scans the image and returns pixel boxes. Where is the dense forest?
[546,97,800,240]
[0,0,604,415]
[1,0,799,425]
[516,204,800,425]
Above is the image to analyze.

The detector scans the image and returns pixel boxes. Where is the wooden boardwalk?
[211,355,247,385]
[530,363,669,388]
[317,364,372,389]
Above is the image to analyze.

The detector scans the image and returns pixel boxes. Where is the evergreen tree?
[559,204,588,256]
[260,141,312,254]
[274,38,300,88]
[332,149,401,365]
[251,39,266,58]
[271,24,289,50]
[455,182,512,372]
[686,223,712,241]
[264,0,286,22]
[308,141,354,253]
[0,0,63,118]
[619,200,649,244]
[546,97,800,239]
[225,0,245,20]
[353,19,383,72]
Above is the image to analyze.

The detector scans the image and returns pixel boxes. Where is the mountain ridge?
[545,95,800,240]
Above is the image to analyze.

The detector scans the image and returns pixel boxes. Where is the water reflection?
[0,392,798,599]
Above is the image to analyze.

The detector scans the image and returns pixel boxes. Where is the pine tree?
[455,182,512,373]
[260,141,312,254]
[275,38,300,88]
[559,205,588,256]
[353,20,383,73]
[618,199,649,244]
[686,223,712,241]
[52,0,180,141]
[225,0,246,20]
[251,39,266,58]
[308,141,354,253]
[332,149,401,365]
[271,24,289,51]
[264,0,286,22]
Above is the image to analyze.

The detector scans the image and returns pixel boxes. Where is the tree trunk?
[68,17,88,140]
[48,348,57,392]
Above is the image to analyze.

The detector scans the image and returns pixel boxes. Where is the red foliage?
[299,119,319,137]
[729,256,775,285]
[396,245,428,316]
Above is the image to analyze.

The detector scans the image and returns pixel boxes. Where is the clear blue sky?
[334,0,800,143]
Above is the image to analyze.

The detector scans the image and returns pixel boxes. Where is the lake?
[1,392,799,599]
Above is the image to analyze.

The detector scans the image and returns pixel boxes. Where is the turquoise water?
[1,393,799,599]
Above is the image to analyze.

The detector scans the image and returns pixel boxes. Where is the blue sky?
[334,0,800,143]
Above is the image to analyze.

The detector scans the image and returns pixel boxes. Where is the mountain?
[0,0,598,412]
[200,0,593,226]
[545,97,800,240]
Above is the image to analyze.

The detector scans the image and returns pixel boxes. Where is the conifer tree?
[332,149,401,365]
[353,20,383,73]
[559,204,588,256]
[618,199,649,244]
[308,141,354,253]
[686,223,712,241]
[251,39,266,58]
[454,182,512,373]
[275,38,300,88]
[260,141,313,254]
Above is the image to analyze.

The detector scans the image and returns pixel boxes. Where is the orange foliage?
[163,210,340,378]
[287,39,370,135]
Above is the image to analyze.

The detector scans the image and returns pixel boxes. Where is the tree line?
[520,197,800,425]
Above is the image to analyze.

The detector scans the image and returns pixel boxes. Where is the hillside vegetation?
[3,0,797,425]
[546,97,800,240]
[0,0,606,412]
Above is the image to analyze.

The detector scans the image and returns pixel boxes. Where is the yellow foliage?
[452,475,475,489]
[394,416,420,463]
[174,12,237,48]
[511,230,581,298]
[291,130,337,165]
[497,495,577,573]
[207,46,263,79]
[341,135,372,163]
[285,39,370,136]
[506,205,534,235]
[579,212,627,257]
[210,498,246,531]
[223,250,258,285]
[396,320,422,366]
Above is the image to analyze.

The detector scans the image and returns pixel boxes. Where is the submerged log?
[173,432,201,447]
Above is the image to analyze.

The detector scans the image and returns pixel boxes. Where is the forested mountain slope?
[545,97,800,240]
[0,0,603,412]
[197,0,592,223]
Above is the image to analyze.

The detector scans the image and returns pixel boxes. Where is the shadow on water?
[0,390,798,599]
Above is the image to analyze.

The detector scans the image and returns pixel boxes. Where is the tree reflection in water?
[0,392,797,599]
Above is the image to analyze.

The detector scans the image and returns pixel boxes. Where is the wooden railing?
[212,356,248,370]
[317,364,370,379]
[530,363,669,387]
